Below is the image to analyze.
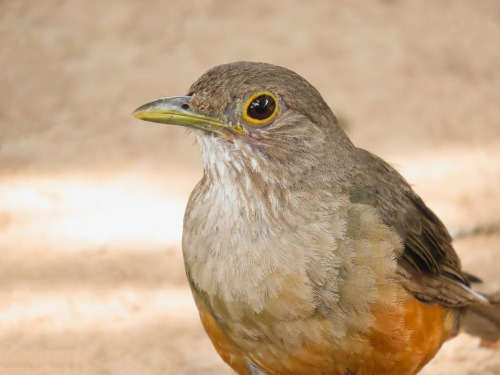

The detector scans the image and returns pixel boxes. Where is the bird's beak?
[133,96,242,136]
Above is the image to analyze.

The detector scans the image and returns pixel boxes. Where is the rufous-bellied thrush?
[134,62,500,375]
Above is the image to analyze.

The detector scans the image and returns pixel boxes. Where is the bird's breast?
[183,176,405,330]
[181,174,443,373]
[183,179,347,305]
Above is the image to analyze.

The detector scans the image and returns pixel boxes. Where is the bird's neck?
[197,134,280,186]
[194,134,285,234]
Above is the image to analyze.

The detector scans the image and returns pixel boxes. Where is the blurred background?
[1,1,499,374]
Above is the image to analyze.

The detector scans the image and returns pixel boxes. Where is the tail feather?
[462,293,500,342]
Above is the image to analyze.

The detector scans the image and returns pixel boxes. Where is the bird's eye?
[243,92,278,125]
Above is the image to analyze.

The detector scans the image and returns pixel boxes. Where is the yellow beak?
[133,96,241,136]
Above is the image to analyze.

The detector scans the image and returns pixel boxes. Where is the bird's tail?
[462,292,500,342]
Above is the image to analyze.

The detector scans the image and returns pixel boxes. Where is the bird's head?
[134,62,353,185]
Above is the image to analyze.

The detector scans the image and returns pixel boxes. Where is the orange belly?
[196,292,458,375]
[358,296,457,375]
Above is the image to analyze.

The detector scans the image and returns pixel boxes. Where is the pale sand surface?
[1,1,499,374]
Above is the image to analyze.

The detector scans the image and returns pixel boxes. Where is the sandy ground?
[1,1,500,374]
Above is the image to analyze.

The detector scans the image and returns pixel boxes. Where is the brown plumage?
[133,61,500,375]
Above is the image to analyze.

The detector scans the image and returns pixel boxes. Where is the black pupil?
[247,95,276,120]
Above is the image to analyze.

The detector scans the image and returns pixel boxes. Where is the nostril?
[181,103,190,110]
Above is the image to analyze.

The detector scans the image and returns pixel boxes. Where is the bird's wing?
[397,191,487,306]
[350,149,487,307]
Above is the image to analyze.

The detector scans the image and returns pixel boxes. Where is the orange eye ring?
[243,92,278,126]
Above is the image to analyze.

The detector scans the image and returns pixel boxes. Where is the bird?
[133,61,500,375]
